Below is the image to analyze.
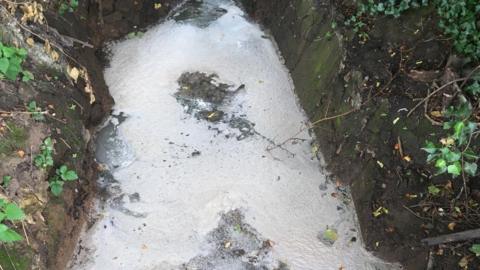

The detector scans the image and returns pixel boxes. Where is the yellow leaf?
[68,66,80,82]
[154,3,162,9]
[430,111,442,118]
[26,37,35,47]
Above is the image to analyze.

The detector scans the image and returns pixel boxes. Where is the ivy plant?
[423,102,478,178]
[0,42,32,81]
[344,0,480,60]
[0,199,25,242]
[34,137,54,169]
[59,0,79,15]
[49,165,78,196]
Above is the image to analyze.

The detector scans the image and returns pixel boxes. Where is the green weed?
[59,0,79,15]
[34,137,54,169]
[0,199,25,242]
[0,42,32,81]
[27,101,45,122]
[48,165,78,196]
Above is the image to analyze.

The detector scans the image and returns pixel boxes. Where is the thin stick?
[407,78,467,117]
[60,137,72,149]
[21,221,30,246]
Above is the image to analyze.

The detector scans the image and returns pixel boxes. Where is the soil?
[0,0,180,269]
[243,0,480,269]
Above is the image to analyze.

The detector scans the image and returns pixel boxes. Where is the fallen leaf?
[224,241,231,248]
[154,3,162,9]
[68,66,80,82]
[430,111,442,118]
[403,155,412,162]
[448,222,456,231]
[26,37,35,47]
[17,150,25,158]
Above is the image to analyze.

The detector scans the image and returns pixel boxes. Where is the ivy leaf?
[470,244,480,256]
[428,185,441,196]
[435,159,447,169]
[464,162,478,176]
[447,162,462,177]
[422,141,437,154]
[4,203,25,221]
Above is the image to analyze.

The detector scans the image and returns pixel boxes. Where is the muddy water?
[70,1,398,269]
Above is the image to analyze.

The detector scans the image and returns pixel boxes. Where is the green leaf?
[447,162,462,177]
[464,162,478,176]
[62,170,78,181]
[435,159,447,169]
[1,47,15,58]
[444,151,461,162]
[2,175,12,187]
[0,228,23,242]
[470,244,480,256]
[50,181,64,196]
[0,58,9,74]
[57,165,68,175]
[422,141,437,154]
[428,185,441,196]
[22,70,34,82]
[453,121,465,139]
[4,203,25,221]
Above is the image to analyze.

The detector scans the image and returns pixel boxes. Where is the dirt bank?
[0,1,179,269]
[243,0,480,269]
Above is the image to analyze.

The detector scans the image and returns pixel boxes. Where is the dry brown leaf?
[448,222,456,231]
[17,150,25,158]
[26,37,35,47]
[20,2,45,24]
[50,50,60,61]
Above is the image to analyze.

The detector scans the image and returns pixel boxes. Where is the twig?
[421,228,480,246]
[60,137,72,149]
[402,205,430,221]
[60,34,94,48]
[407,78,468,117]
[21,221,30,246]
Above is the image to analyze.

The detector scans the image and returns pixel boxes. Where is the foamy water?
[70,1,398,269]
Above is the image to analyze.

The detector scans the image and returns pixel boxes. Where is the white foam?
[71,1,398,269]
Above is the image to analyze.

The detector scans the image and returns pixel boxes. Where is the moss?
[0,122,27,156]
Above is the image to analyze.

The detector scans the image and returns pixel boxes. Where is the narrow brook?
[70,1,398,269]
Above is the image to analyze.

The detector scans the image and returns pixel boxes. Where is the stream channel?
[69,0,399,269]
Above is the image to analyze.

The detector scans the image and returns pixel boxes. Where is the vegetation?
[345,0,480,60]
[0,199,25,242]
[49,165,78,196]
[34,137,54,169]
[58,0,78,15]
[0,42,32,81]
[27,101,45,121]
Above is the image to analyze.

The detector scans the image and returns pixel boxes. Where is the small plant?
[34,137,54,169]
[427,185,441,196]
[27,101,45,121]
[0,42,32,81]
[49,165,78,196]
[423,102,478,178]
[2,176,12,188]
[471,244,480,256]
[58,0,79,15]
[0,199,25,242]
